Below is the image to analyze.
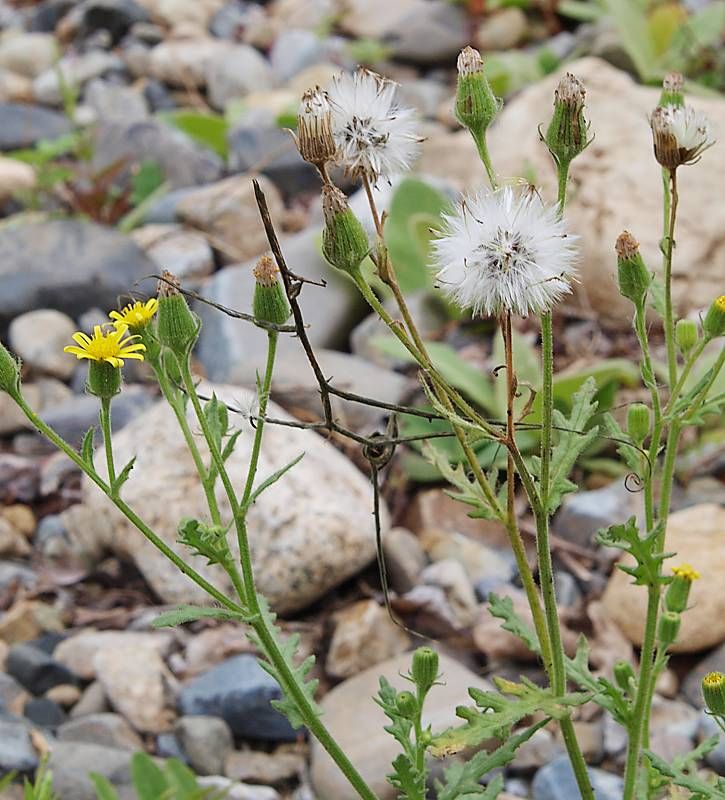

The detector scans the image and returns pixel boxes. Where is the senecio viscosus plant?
[1,48,724,800]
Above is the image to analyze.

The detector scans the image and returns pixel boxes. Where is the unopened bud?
[660,71,684,108]
[455,47,499,141]
[627,403,650,445]
[665,564,699,614]
[0,341,21,397]
[544,73,590,167]
[87,360,122,399]
[703,295,725,339]
[411,647,439,696]
[675,319,698,355]
[703,672,725,716]
[657,610,681,648]
[394,690,418,719]
[613,660,636,693]
[296,87,336,169]
[616,232,650,306]
[253,255,291,327]
[156,271,199,358]
[321,185,370,275]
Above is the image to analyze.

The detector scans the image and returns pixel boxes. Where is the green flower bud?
[703,672,725,716]
[253,255,291,327]
[703,296,725,339]
[411,647,439,696]
[657,610,681,648]
[157,271,199,358]
[0,341,21,397]
[627,403,650,445]
[455,47,500,139]
[544,73,590,167]
[616,231,651,306]
[665,564,699,614]
[87,360,122,399]
[659,71,685,109]
[395,690,418,719]
[613,660,636,693]
[321,184,370,276]
[675,318,698,355]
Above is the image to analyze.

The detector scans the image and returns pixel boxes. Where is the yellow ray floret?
[64,325,146,368]
[109,298,158,329]
[671,563,700,581]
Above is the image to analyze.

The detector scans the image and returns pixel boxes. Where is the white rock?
[196,777,279,800]
[206,43,275,111]
[131,224,213,280]
[419,57,725,321]
[0,155,35,197]
[62,384,386,613]
[9,309,76,380]
[140,0,225,28]
[0,68,32,102]
[0,31,57,79]
[33,51,123,106]
[149,38,220,87]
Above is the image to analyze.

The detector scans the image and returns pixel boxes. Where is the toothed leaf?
[595,516,671,587]
[152,605,254,628]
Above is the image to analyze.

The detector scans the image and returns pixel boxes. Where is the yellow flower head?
[704,672,725,690]
[109,299,158,330]
[64,325,146,368]
[671,563,700,581]
[716,295,725,312]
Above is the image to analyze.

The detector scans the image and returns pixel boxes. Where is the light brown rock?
[0,68,32,102]
[54,630,175,680]
[224,749,303,785]
[418,57,725,321]
[0,599,63,644]
[8,309,77,379]
[325,600,410,679]
[0,32,57,78]
[0,517,31,557]
[602,504,725,652]
[1,504,35,538]
[45,684,82,707]
[0,156,36,198]
[311,652,494,800]
[149,38,220,87]
[177,175,283,264]
[93,643,176,733]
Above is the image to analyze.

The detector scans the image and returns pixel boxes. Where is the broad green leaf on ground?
[600,0,658,80]
[160,111,230,158]
[647,2,687,57]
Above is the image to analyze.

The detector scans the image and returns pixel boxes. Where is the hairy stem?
[663,169,679,388]
[99,397,116,488]
[472,129,497,189]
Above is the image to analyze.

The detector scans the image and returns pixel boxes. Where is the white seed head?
[432,186,578,318]
[651,104,715,168]
[296,86,336,166]
[327,68,421,184]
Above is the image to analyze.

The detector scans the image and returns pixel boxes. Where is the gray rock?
[84,77,148,123]
[682,642,725,707]
[7,643,77,695]
[9,309,77,380]
[157,731,186,761]
[698,712,725,773]
[0,32,57,79]
[142,77,176,112]
[24,695,66,727]
[206,43,275,111]
[131,224,213,281]
[175,715,234,775]
[227,123,318,198]
[92,118,223,189]
[269,29,325,82]
[46,741,134,800]
[179,654,297,741]
[532,756,624,800]
[58,713,144,750]
[33,50,124,105]
[76,0,151,44]
[510,728,565,773]
[0,560,37,591]
[69,680,109,719]
[0,453,39,503]
[196,778,280,800]
[0,102,71,150]
[554,571,582,609]
[0,673,30,716]
[31,0,76,32]
[209,2,250,39]
[0,219,156,324]
[397,78,448,120]
[553,480,644,549]
[383,1,467,64]
[0,715,38,773]
[381,526,427,593]
[141,186,198,223]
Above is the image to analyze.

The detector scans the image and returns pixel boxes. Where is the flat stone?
[84,77,149,123]
[0,102,71,150]
[33,50,123,105]
[0,32,57,78]
[9,309,77,380]
[58,713,144,751]
[61,384,385,613]
[0,715,38,772]
[45,684,82,707]
[24,696,66,727]
[149,38,220,88]
[131,224,213,280]
[196,777,280,800]
[0,155,36,197]
[326,600,409,679]
[0,673,30,715]
[224,749,303,785]
[205,42,275,111]
[175,715,234,775]
[381,527,427,594]
[382,0,467,64]
[179,654,296,741]
[0,219,155,325]
[532,756,623,800]
[310,652,494,800]
[70,680,109,718]
[7,642,77,695]
[46,741,134,800]
[602,504,725,652]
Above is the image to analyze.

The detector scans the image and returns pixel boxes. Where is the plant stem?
[179,362,380,800]
[99,397,116,488]
[472,130,497,189]
[242,331,277,506]
[663,169,679,389]
[11,389,244,614]
[556,162,569,215]
[664,338,707,417]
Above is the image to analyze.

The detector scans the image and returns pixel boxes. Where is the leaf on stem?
[81,427,96,469]
[111,456,136,494]
[151,605,254,628]
[242,452,305,510]
[176,517,232,567]
[646,737,725,799]
[487,593,540,656]
[595,516,671,588]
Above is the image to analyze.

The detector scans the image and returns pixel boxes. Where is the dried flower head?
[651,105,715,169]
[545,72,590,167]
[433,186,578,318]
[295,86,336,169]
[109,299,158,331]
[660,71,685,107]
[64,324,145,368]
[328,68,421,184]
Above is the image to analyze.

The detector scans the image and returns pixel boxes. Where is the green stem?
[683,344,725,422]
[663,169,678,389]
[242,331,278,507]
[100,397,116,488]
[11,389,244,614]
[556,162,570,214]
[665,338,707,418]
[179,362,380,800]
[472,130,497,189]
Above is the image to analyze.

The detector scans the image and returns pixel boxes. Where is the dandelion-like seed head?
[64,324,146,368]
[651,104,715,169]
[109,299,158,330]
[432,186,578,318]
[296,86,336,168]
[327,68,421,184]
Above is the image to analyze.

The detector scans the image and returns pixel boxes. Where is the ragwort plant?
[0,50,723,800]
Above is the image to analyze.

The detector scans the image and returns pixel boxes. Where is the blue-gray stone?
[25,696,67,728]
[532,756,624,800]
[0,102,72,151]
[178,654,298,741]
[7,643,78,695]
[0,716,38,773]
